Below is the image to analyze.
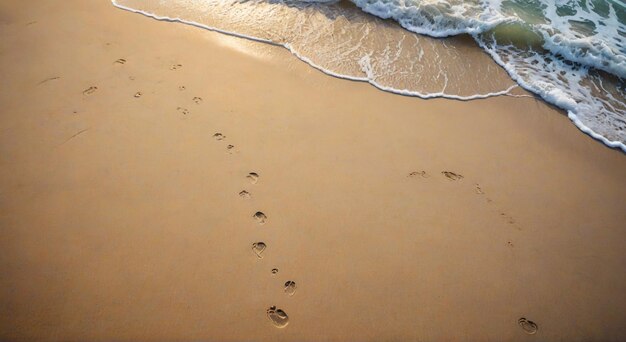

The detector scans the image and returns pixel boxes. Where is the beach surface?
[1,0,625,341]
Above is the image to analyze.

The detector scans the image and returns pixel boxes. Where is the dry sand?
[1,0,625,341]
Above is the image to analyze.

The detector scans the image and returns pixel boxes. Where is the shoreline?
[1,0,625,341]
[112,0,626,153]
[111,1,522,100]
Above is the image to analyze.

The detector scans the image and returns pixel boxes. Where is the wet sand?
[1,0,625,341]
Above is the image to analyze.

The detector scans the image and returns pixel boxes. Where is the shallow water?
[112,0,626,152]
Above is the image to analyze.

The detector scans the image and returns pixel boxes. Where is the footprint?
[134,92,142,98]
[193,97,203,104]
[247,172,259,184]
[179,85,186,91]
[518,318,538,335]
[284,281,297,296]
[475,184,485,194]
[506,241,514,247]
[177,107,189,115]
[170,63,182,70]
[253,212,267,225]
[82,86,98,95]
[271,268,279,274]
[239,190,251,199]
[129,76,135,81]
[226,145,235,153]
[114,58,126,65]
[38,76,60,85]
[408,171,429,178]
[500,212,515,224]
[213,133,225,141]
[266,306,289,328]
[442,171,464,181]
[252,242,266,259]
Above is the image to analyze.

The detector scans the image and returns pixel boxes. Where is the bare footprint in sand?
[500,212,516,225]
[252,242,266,259]
[134,92,142,98]
[193,97,203,104]
[114,58,126,65]
[442,171,464,181]
[170,63,182,70]
[239,190,251,199]
[271,268,279,274]
[253,212,267,225]
[177,107,189,115]
[82,86,98,95]
[284,281,297,296]
[213,133,225,141]
[518,318,538,335]
[475,184,485,194]
[267,306,289,328]
[408,171,429,178]
[247,172,259,184]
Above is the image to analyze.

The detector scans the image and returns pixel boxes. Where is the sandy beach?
[1,0,625,341]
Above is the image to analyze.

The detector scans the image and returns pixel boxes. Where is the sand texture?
[1,1,626,341]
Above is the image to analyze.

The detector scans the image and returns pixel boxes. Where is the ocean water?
[112,0,626,152]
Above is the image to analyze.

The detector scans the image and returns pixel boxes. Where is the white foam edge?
[473,36,626,153]
[568,111,626,152]
[110,0,518,101]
